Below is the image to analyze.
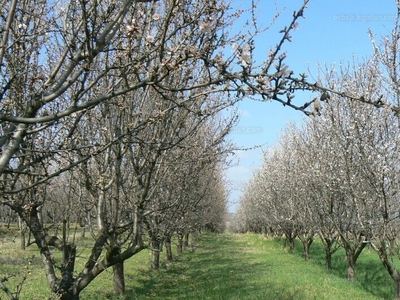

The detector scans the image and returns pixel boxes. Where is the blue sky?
[226,0,397,212]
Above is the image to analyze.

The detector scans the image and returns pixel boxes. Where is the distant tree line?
[232,14,400,298]
[0,0,323,299]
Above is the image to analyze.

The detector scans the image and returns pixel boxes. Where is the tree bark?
[61,220,77,298]
[18,216,26,250]
[151,240,161,270]
[284,232,296,253]
[289,239,295,253]
[165,236,173,263]
[5,208,12,228]
[113,261,125,295]
[298,234,314,261]
[371,241,400,300]
[347,253,355,281]
[302,239,312,261]
[319,232,339,270]
[23,209,80,299]
[184,233,189,248]
[325,245,332,270]
[58,288,80,300]
[340,234,367,281]
[381,253,400,299]
[109,231,126,295]
[193,230,199,241]
[395,276,400,300]
[177,233,183,255]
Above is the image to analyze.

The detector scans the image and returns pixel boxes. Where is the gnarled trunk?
[371,241,400,300]
[340,234,367,281]
[298,233,314,261]
[343,243,367,281]
[58,287,80,300]
[381,253,400,299]
[319,232,340,270]
[113,261,125,295]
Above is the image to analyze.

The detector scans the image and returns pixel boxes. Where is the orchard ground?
[0,227,394,299]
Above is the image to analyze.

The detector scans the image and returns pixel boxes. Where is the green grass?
[291,238,393,299]
[0,229,395,299]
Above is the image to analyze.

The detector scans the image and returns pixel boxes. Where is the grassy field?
[0,229,395,299]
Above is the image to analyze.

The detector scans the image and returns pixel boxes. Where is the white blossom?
[18,23,28,30]
[199,20,213,33]
[232,43,239,52]
[146,35,154,43]
[126,20,138,34]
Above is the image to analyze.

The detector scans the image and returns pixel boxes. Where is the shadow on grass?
[65,233,392,299]
[129,234,311,300]
[285,238,393,300]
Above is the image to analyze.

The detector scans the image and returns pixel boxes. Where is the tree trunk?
[177,233,183,255]
[110,237,125,295]
[87,210,95,238]
[290,240,295,253]
[395,276,400,300]
[18,216,26,250]
[319,233,340,270]
[298,235,313,261]
[151,240,161,270]
[165,236,173,263]
[346,250,355,281]
[58,288,80,300]
[303,240,311,261]
[325,245,332,270]
[284,233,296,253]
[37,205,44,227]
[371,241,400,300]
[340,234,367,281]
[184,233,189,248]
[113,261,125,295]
[193,230,199,241]
[61,220,76,293]
[5,208,12,228]
[383,254,400,299]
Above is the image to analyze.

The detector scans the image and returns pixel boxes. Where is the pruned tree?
[1,0,360,298]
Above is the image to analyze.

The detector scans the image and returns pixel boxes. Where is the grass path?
[2,232,393,299]
[84,233,389,299]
